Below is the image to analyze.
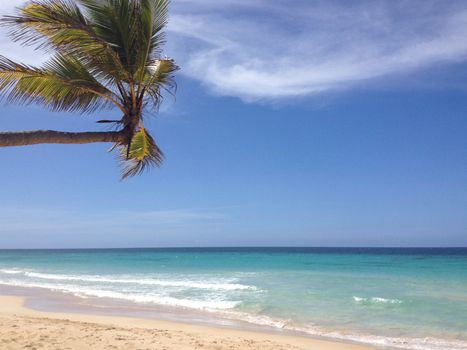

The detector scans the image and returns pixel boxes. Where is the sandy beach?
[0,295,377,350]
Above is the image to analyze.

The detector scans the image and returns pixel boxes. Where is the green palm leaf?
[2,0,130,82]
[0,54,123,113]
[119,127,163,179]
[142,58,178,108]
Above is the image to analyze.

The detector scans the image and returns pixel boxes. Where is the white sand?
[0,295,377,350]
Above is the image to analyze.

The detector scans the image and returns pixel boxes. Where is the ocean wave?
[302,329,467,350]
[73,289,241,310]
[0,279,240,310]
[353,296,403,304]
[198,310,467,350]
[0,269,255,291]
[0,269,23,274]
[212,310,467,350]
[220,311,290,329]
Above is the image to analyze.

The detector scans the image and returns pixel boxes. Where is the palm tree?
[0,0,178,178]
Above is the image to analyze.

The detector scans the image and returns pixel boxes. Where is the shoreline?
[0,289,379,350]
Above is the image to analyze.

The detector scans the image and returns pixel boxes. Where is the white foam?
[0,269,23,274]
[353,296,403,304]
[72,289,241,310]
[217,310,291,329]
[212,310,467,350]
[0,279,240,310]
[21,271,255,291]
[301,330,467,350]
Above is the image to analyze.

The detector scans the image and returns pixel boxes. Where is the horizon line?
[0,246,466,251]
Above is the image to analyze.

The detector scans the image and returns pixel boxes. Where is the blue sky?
[0,0,466,248]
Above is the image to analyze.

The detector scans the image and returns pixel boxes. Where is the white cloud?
[167,0,467,100]
[1,1,467,101]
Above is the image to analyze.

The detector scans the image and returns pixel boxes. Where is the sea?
[0,248,466,350]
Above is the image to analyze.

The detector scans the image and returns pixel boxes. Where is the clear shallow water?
[0,248,466,350]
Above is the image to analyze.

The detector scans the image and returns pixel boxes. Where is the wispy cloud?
[2,1,467,101]
[167,0,467,100]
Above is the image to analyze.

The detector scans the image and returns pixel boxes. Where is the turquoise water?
[0,248,466,349]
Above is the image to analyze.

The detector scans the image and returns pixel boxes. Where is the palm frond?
[0,54,123,113]
[119,127,163,179]
[80,0,170,80]
[1,0,130,82]
[149,0,170,55]
[135,0,169,75]
[2,0,87,49]
[79,0,140,75]
[141,58,178,108]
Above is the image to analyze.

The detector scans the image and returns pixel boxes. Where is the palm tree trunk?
[0,130,126,147]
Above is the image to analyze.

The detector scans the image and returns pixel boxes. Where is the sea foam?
[0,279,241,310]
[353,296,404,304]
[0,269,255,291]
